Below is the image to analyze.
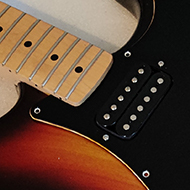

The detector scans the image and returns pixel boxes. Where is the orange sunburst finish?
[0,85,147,190]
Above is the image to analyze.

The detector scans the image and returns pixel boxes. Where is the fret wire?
[54,44,92,94]
[42,38,80,87]
[0,12,26,43]
[2,19,40,66]
[65,49,104,100]
[29,31,67,81]
[16,25,54,73]
[0,5,11,18]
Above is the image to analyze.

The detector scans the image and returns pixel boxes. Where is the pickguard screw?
[142,170,150,178]
[34,107,41,114]
[124,51,131,58]
[103,134,109,141]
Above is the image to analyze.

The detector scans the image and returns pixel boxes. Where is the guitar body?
[1,0,190,189]
[0,84,146,190]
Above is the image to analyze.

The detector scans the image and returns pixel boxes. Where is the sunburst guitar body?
[1,0,190,189]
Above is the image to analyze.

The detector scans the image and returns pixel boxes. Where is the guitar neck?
[0,2,113,106]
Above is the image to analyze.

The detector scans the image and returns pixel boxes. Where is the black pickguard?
[31,0,190,189]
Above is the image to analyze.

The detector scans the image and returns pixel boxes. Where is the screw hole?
[0,26,3,32]
[24,41,32,47]
[51,54,59,61]
[75,66,83,73]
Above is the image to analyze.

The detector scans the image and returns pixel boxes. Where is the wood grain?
[0,2,113,106]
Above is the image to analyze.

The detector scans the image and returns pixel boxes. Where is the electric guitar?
[1,0,189,189]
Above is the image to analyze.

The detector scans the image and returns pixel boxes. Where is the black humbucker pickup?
[96,65,171,139]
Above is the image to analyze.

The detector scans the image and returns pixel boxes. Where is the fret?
[0,2,113,106]
[31,36,88,87]
[29,31,67,81]
[4,21,52,71]
[65,49,104,100]
[16,25,54,73]
[0,12,25,43]
[67,51,112,104]
[2,19,40,66]
[54,43,92,94]
[0,14,38,67]
[42,37,80,87]
[0,4,10,17]
[43,45,104,99]
[0,7,24,40]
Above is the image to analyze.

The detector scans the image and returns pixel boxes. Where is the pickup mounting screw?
[158,61,164,67]
[103,134,109,141]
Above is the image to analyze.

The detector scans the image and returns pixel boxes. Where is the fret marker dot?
[0,26,3,32]
[151,87,157,93]
[157,78,164,84]
[130,114,137,121]
[144,96,150,103]
[75,66,83,73]
[125,86,131,92]
[123,124,130,131]
[132,77,138,83]
[138,68,144,74]
[111,105,117,111]
[118,95,124,101]
[51,54,59,61]
[24,41,32,47]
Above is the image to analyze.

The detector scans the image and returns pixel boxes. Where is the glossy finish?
[0,85,147,190]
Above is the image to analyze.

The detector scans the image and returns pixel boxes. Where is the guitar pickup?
[96,65,171,139]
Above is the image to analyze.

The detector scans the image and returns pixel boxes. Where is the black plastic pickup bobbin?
[96,65,171,139]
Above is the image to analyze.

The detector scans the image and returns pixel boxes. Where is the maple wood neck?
[0,2,113,106]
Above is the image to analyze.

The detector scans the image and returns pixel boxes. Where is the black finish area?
[0,26,3,32]
[30,0,190,189]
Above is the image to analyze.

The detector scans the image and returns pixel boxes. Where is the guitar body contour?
[0,84,146,190]
[3,0,190,189]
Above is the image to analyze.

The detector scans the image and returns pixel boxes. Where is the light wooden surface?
[0,2,113,106]
[0,0,139,117]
